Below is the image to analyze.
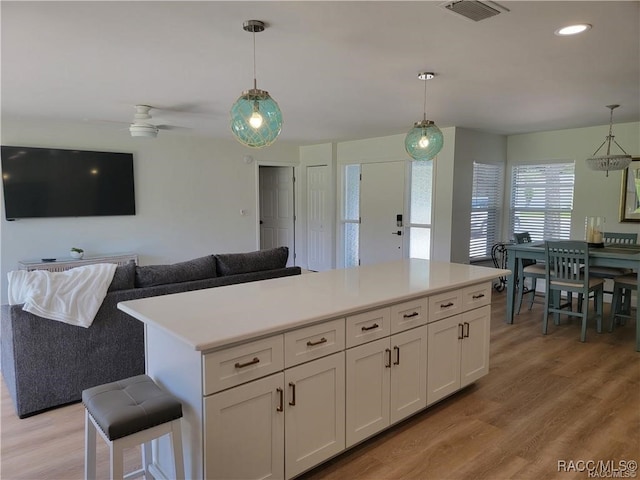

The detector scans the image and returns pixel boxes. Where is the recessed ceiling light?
[555,24,592,36]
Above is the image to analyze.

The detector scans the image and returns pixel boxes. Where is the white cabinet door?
[345,337,390,447]
[460,305,490,387]
[390,327,427,424]
[285,352,345,479]
[426,316,462,406]
[204,373,285,480]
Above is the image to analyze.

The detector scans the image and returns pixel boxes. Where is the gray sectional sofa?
[1,247,300,418]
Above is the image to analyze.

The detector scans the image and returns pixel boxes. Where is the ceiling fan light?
[405,120,444,161]
[129,123,159,138]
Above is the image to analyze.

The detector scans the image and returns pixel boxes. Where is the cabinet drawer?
[428,289,463,323]
[203,335,284,395]
[284,318,345,368]
[462,283,491,311]
[346,307,391,348]
[390,298,428,334]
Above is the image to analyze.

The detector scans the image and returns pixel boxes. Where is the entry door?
[359,162,405,266]
[307,165,331,271]
[259,166,295,266]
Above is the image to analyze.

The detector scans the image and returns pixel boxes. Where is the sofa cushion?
[215,247,289,276]
[135,255,217,288]
[108,260,136,292]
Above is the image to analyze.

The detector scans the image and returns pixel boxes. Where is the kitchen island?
[118,258,508,479]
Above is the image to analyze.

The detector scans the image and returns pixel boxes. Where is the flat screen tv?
[1,146,135,220]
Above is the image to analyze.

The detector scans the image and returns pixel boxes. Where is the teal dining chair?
[610,274,638,331]
[590,232,638,294]
[544,241,604,342]
[513,232,546,313]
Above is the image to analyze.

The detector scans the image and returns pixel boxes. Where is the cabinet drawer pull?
[472,293,485,299]
[306,337,328,347]
[393,345,400,365]
[276,387,284,412]
[403,312,419,318]
[463,322,470,338]
[361,323,379,332]
[234,357,260,369]
[458,323,464,340]
[440,302,454,308]
[289,382,296,406]
[385,348,392,368]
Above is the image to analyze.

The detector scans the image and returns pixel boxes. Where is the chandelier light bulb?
[418,135,430,149]
[249,111,264,129]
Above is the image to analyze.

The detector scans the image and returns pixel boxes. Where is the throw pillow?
[107,260,136,292]
[215,246,289,276]
[135,255,217,288]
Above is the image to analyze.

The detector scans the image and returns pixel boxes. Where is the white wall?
[0,119,299,303]
[506,121,640,240]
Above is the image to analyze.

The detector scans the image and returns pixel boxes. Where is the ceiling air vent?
[441,1,505,22]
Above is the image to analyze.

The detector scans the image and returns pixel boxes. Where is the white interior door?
[260,166,295,266]
[359,162,406,266]
[307,165,331,271]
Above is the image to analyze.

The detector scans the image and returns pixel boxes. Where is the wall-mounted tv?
[1,146,136,220]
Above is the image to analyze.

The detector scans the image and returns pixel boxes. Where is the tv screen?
[1,146,136,220]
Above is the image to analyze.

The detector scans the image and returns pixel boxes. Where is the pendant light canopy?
[585,104,632,176]
[405,72,443,161]
[230,20,282,148]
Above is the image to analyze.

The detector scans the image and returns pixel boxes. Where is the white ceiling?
[2,1,639,145]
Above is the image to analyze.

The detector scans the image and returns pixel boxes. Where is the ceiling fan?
[129,105,160,138]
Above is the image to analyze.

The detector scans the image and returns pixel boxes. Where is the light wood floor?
[1,291,638,480]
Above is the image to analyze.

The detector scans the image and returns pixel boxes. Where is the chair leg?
[85,411,97,480]
[610,284,621,332]
[516,276,525,315]
[580,295,588,342]
[553,291,561,326]
[543,288,550,335]
[528,277,537,311]
[110,440,124,480]
[595,288,603,334]
[171,419,185,480]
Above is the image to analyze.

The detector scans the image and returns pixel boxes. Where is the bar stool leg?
[84,410,97,480]
[171,419,185,480]
[110,440,124,480]
[141,442,153,477]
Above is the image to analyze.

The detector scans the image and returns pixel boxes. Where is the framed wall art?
[620,158,640,222]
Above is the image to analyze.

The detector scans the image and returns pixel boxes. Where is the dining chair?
[513,232,546,313]
[609,274,638,331]
[590,232,638,294]
[544,240,604,342]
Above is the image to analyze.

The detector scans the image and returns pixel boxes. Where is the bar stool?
[83,374,184,480]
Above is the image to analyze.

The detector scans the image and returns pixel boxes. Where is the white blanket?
[8,263,117,328]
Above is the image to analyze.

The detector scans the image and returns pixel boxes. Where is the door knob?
[392,231,402,236]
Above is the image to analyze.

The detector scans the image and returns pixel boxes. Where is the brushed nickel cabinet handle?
[441,302,454,308]
[362,323,379,331]
[235,357,260,369]
[403,312,419,318]
[393,346,400,365]
[385,348,392,368]
[289,382,296,406]
[472,293,485,299]
[458,324,464,340]
[306,337,328,347]
[276,388,284,412]
[463,322,470,338]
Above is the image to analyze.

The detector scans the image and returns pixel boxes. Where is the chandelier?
[585,104,632,176]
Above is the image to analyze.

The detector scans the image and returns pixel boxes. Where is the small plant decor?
[70,247,84,259]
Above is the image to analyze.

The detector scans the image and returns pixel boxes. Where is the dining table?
[505,241,640,351]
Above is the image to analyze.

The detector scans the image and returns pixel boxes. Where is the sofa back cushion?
[107,260,136,292]
[215,247,289,276]
[135,255,217,288]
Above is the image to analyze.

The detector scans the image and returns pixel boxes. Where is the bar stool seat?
[83,374,184,480]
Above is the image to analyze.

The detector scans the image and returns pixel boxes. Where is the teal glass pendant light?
[230,20,282,148]
[405,72,443,161]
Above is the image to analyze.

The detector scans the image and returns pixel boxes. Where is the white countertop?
[118,259,509,352]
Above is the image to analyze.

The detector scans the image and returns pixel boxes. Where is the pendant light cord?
[422,75,428,122]
[252,31,257,90]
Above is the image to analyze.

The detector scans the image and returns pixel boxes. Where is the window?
[510,163,575,242]
[409,161,433,259]
[343,164,361,267]
[470,162,504,259]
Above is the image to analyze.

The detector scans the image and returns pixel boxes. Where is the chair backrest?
[603,232,638,245]
[544,240,590,291]
[513,232,537,268]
